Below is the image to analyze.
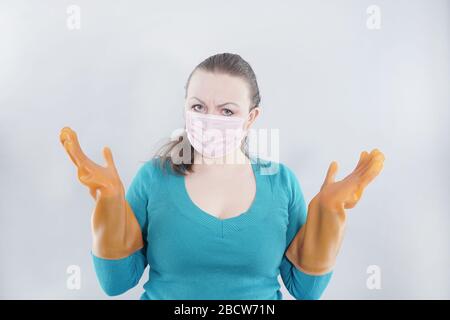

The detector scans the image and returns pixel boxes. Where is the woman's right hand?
[59,126,124,199]
[59,126,144,258]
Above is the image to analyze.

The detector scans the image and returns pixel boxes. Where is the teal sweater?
[92,157,333,299]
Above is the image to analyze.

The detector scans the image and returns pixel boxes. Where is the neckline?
[168,156,266,235]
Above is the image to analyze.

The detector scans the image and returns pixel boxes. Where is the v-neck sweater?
[92,156,333,299]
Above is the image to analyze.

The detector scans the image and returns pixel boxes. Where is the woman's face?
[185,70,260,131]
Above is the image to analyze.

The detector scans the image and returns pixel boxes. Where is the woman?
[59,53,385,299]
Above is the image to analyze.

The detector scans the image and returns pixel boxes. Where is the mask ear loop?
[241,106,258,157]
[242,108,255,139]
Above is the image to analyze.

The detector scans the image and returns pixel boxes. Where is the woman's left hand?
[286,148,385,275]
[316,148,385,215]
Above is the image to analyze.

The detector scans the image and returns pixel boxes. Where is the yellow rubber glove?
[286,149,385,275]
[59,127,144,259]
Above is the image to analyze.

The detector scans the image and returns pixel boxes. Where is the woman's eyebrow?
[191,97,240,108]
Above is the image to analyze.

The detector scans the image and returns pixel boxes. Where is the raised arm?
[59,127,143,259]
[286,148,385,275]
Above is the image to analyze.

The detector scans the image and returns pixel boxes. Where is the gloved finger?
[320,161,338,191]
[356,148,382,177]
[354,151,369,173]
[359,152,385,188]
[60,127,89,168]
[103,146,118,172]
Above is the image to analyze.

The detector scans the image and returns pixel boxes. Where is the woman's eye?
[192,104,204,112]
[222,108,234,116]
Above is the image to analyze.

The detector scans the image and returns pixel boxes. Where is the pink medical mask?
[185,110,247,159]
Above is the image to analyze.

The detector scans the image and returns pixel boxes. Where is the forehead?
[186,70,250,105]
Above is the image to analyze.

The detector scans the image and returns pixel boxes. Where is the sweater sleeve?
[279,164,333,300]
[92,160,153,296]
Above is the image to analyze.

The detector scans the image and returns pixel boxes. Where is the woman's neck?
[191,148,251,175]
